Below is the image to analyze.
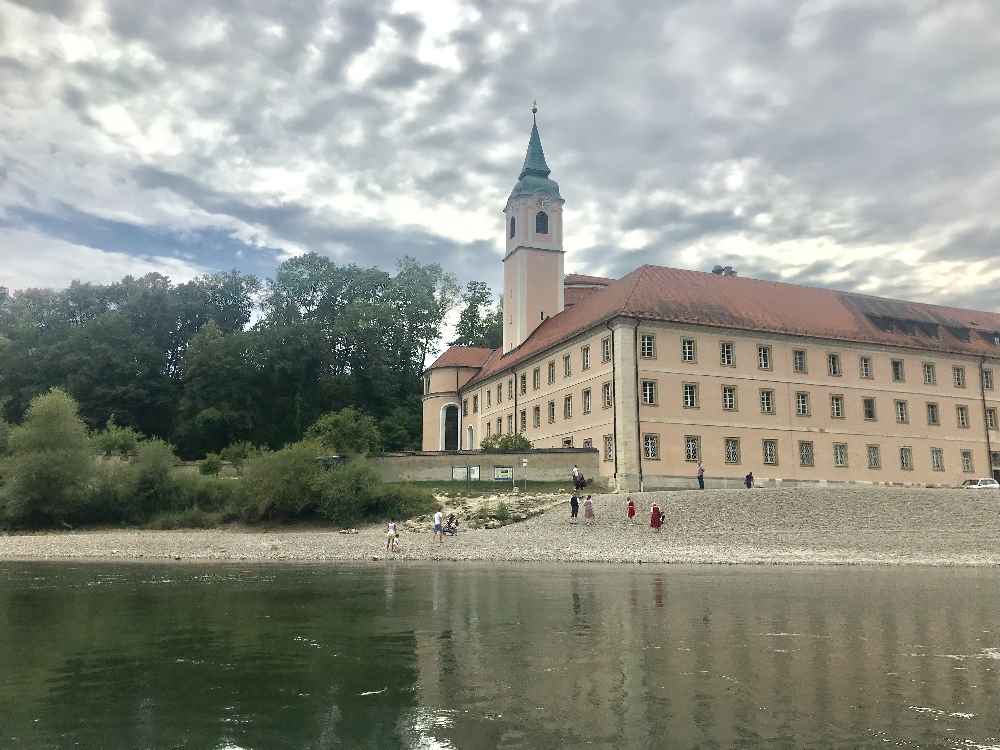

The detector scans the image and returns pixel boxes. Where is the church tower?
[502,105,565,353]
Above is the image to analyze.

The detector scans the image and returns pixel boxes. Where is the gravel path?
[1,487,999,566]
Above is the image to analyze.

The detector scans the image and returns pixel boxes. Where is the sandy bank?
[2,486,999,566]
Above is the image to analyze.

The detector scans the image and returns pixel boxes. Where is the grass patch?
[146,507,226,530]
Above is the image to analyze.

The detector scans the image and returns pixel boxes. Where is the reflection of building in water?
[407,568,1000,747]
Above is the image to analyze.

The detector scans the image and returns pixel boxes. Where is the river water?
[1,562,999,749]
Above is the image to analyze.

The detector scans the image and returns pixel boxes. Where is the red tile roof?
[425,346,495,371]
[564,272,613,286]
[464,265,1000,387]
[565,286,601,307]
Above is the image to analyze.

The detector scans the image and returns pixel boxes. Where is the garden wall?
[367,448,600,484]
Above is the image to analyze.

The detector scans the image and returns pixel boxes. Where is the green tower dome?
[508,110,562,202]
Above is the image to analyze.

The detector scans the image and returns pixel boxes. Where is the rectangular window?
[601,336,612,363]
[563,355,571,378]
[461,399,469,417]
[760,389,775,414]
[532,406,541,428]
[866,444,882,470]
[900,446,913,471]
[562,437,574,448]
[987,407,998,430]
[983,368,994,391]
[423,376,430,394]
[863,397,877,421]
[532,368,540,390]
[795,392,810,417]
[582,388,592,414]
[833,443,849,467]
[931,447,945,471]
[641,380,657,405]
[547,361,556,385]
[859,356,873,379]
[519,373,527,396]
[827,353,842,377]
[762,439,778,465]
[507,379,513,400]
[722,385,738,411]
[683,382,699,409]
[640,334,656,359]
[507,414,513,434]
[547,400,555,424]
[758,345,772,370]
[486,421,491,438]
[497,383,503,404]
[793,349,808,374]
[563,395,573,419]
[953,366,966,388]
[602,382,613,409]
[643,433,660,460]
[473,394,479,414]
[681,337,696,362]
[923,362,937,385]
[927,402,940,425]
[603,434,614,461]
[487,389,492,408]
[957,405,970,428]
[519,410,526,432]
[830,395,845,419]
[581,345,591,371]
[496,417,502,434]
[583,438,593,449]
[724,438,741,464]
[720,341,735,367]
[961,449,974,473]
[799,441,815,467]
[891,359,905,383]
[684,435,701,462]
[895,400,909,424]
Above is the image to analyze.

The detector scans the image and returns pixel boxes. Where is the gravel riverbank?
[2,486,999,566]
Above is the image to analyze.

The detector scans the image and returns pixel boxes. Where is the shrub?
[313,461,436,526]
[129,439,178,521]
[479,433,533,453]
[0,418,10,456]
[146,507,224,530]
[199,453,224,476]
[2,389,94,526]
[241,440,325,521]
[92,415,142,457]
[220,441,259,471]
[494,501,512,522]
[172,474,245,516]
[305,408,381,455]
[78,462,133,525]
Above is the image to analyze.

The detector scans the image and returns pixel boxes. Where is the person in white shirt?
[433,510,443,543]
[386,520,399,553]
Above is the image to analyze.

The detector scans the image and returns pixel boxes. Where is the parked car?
[961,478,1000,489]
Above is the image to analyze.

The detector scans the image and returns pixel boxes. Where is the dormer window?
[535,211,549,234]
[509,216,516,239]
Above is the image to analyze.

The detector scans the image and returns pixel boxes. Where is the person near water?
[650,502,663,532]
[570,494,579,521]
[386,519,399,553]
[583,495,595,524]
[433,510,443,543]
[626,497,637,523]
[744,472,754,489]
[697,462,705,490]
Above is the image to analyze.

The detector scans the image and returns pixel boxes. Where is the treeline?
[0,252,500,458]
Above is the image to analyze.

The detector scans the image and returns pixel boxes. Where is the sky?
[1,0,999,314]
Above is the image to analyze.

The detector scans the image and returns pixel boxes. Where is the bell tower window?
[535,211,549,234]
[509,216,516,238]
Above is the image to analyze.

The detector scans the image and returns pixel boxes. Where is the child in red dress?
[650,502,663,532]
[626,497,636,523]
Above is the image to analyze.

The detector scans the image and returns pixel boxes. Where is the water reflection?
[1,563,999,749]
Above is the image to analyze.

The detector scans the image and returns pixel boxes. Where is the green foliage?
[92,415,142,456]
[312,460,436,526]
[0,417,9,456]
[2,389,94,526]
[200,453,224,476]
[494,501,512,523]
[146,507,226,530]
[479,433,533,453]
[450,281,502,349]
[305,408,381,455]
[128,439,178,521]
[240,441,325,520]
[220,441,259,469]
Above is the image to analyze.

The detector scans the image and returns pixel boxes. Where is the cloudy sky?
[1,0,999,312]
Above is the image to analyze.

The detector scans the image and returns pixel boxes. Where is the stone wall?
[367,448,600,484]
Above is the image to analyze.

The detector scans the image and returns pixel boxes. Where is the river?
[1,562,999,749]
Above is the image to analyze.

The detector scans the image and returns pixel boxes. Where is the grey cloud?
[933,227,1000,263]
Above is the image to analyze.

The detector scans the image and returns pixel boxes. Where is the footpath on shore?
[1,486,999,566]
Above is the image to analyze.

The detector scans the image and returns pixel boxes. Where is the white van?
[961,478,1000,490]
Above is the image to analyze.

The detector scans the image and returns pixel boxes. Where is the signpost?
[521,457,528,492]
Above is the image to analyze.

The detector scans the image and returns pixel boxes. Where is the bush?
[494,501,512,522]
[2,389,94,526]
[0,418,10,456]
[172,474,245,516]
[128,439,178,521]
[240,440,325,521]
[313,461,436,526]
[200,453,223,476]
[305,408,381,455]
[92,415,142,457]
[220,441,259,471]
[479,433,533,453]
[146,507,225,530]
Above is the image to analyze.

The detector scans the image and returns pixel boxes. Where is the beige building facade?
[422,117,1000,490]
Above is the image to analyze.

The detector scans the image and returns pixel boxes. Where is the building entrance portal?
[443,404,459,451]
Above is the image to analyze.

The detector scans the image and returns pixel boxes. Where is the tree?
[479,433,533,453]
[451,281,501,349]
[92,415,142,456]
[2,389,94,525]
[305,408,382,455]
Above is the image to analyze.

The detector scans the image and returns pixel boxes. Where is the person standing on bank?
[650,502,663,532]
[583,495,595,524]
[570,494,579,522]
[697,461,705,490]
[626,497,637,523]
[744,472,754,489]
[433,509,443,543]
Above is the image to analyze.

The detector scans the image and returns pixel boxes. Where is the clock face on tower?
[536,195,551,210]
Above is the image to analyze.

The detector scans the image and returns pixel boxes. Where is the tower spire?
[519,103,551,180]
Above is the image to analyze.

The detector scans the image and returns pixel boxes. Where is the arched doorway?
[467,425,475,450]
[442,404,459,451]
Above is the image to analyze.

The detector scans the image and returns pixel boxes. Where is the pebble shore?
[1,486,999,566]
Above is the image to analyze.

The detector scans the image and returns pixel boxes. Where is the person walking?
[386,519,399,554]
[570,494,580,522]
[626,497,637,523]
[433,509,443,543]
[744,472,754,489]
[650,502,663,532]
[583,495,595,524]
[697,461,705,490]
